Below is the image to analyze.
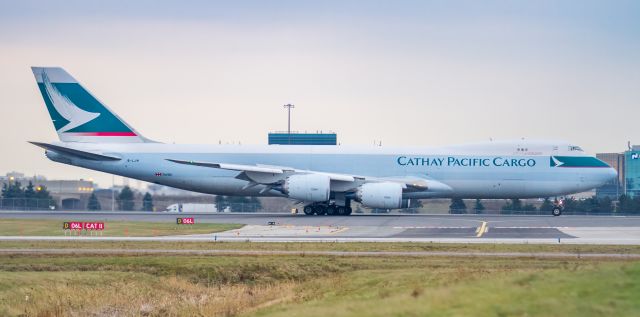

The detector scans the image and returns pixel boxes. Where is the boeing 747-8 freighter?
[29,67,617,216]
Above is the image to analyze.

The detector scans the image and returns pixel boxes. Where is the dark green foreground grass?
[0,245,639,316]
[2,239,640,254]
[255,260,640,317]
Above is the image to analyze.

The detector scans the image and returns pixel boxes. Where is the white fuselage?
[45,140,617,199]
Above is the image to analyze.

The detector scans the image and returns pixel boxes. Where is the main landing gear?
[303,202,353,216]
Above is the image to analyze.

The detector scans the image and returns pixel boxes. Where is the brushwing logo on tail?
[42,72,100,133]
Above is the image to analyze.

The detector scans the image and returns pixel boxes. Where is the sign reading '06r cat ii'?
[176,217,195,225]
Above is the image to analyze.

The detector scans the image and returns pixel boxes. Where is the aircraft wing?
[166,159,451,193]
[167,159,359,182]
[166,159,286,174]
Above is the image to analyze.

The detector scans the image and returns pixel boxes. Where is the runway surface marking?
[1,248,639,259]
[476,221,488,238]
[330,227,349,235]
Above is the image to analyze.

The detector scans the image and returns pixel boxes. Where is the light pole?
[283,104,295,144]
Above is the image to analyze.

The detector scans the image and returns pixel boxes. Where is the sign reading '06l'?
[63,222,105,230]
[176,217,195,225]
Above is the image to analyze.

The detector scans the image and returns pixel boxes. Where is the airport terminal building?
[625,146,640,198]
[0,172,95,209]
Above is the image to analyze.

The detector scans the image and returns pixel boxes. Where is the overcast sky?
[1,0,638,188]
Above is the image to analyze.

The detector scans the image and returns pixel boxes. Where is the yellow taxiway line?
[476,221,488,238]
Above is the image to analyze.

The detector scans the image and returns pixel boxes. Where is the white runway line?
[3,235,640,244]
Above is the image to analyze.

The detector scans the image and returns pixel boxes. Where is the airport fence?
[0,198,57,211]
[364,207,640,216]
[0,197,264,213]
[449,208,640,216]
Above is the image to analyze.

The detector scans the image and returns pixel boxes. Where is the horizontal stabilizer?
[29,141,121,161]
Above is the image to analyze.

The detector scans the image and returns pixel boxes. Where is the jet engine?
[283,174,331,202]
[356,182,405,209]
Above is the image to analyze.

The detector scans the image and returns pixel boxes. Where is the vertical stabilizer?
[31,67,153,143]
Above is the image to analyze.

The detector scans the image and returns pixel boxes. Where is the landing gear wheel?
[315,205,327,216]
[326,205,337,216]
[344,206,352,215]
[303,206,314,215]
[552,207,562,217]
[336,206,347,216]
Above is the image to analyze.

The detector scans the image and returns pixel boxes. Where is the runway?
[2,211,638,227]
[2,211,640,244]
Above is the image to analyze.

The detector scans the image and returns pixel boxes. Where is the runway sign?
[63,222,105,230]
[176,217,195,225]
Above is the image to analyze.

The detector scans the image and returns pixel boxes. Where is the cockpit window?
[568,145,583,152]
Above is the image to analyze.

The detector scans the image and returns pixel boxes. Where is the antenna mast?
[283,104,295,144]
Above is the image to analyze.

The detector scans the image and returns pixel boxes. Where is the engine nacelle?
[356,182,404,209]
[283,174,331,202]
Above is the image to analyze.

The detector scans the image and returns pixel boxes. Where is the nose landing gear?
[551,198,564,216]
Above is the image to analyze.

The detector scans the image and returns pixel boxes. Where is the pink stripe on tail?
[69,132,138,137]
